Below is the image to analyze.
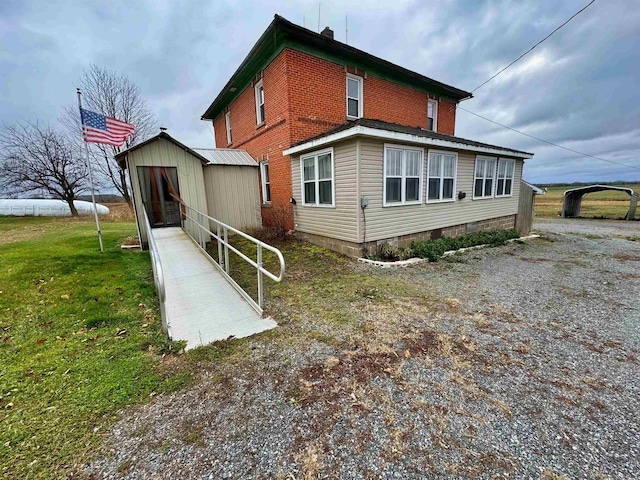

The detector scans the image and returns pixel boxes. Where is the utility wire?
[471,0,596,92]
[458,106,640,171]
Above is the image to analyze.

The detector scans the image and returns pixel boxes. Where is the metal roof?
[192,148,258,167]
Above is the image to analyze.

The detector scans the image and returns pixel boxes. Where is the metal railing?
[141,206,168,333]
[181,204,285,315]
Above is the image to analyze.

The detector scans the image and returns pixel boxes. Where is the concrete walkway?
[152,227,277,350]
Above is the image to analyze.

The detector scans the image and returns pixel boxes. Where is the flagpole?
[77,88,104,252]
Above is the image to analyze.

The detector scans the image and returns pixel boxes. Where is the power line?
[457,106,640,171]
[471,0,597,93]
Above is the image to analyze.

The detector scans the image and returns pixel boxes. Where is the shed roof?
[192,148,258,167]
[284,118,534,159]
[114,132,257,168]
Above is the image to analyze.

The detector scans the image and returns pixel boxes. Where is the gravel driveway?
[83,219,639,479]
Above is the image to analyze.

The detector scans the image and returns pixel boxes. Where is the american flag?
[80,108,135,146]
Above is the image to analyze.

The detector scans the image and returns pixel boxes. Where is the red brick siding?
[211,47,459,230]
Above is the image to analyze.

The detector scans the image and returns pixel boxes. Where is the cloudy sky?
[1,0,639,184]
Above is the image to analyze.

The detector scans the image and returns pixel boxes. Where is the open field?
[0,215,191,479]
[534,183,640,219]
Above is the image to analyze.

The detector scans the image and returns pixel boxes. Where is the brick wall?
[211,47,460,230]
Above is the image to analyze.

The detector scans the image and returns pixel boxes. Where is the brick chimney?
[320,26,334,39]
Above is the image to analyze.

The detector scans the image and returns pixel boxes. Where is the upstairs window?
[254,79,265,125]
[225,111,232,144]
[260,161,271,203]
[383,145,423,206]
[346,74,363,119]
[427,99,438,131]
[427,151,457,202]
[474,156,497,199]
[496,159,515,197]
[301,148,334,207]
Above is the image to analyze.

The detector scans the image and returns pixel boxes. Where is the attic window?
[346,74,363,119]
[255,79,265,125]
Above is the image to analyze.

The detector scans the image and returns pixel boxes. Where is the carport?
[562,185,638,220]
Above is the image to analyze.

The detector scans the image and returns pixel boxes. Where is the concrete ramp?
[152,227,277,350]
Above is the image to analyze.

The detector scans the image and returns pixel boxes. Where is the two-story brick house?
[202,15,533,256]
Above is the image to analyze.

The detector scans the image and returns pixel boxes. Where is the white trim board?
[283,125,534,159]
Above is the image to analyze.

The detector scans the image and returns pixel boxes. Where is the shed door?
[137,166,181,227]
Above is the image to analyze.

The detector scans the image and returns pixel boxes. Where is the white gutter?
[283,125,534,159]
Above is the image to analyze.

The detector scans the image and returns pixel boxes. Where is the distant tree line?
[0,65,156,215]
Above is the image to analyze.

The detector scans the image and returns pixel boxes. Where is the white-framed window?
[427,99,438,132]
[225,111,232,145]
[301,148,334,207]
[426,150,457,203]
[473,156,497,199]
[254,79,265,125]
[496,158,515,197]
[260,161,271,203]
[383,144,423,206]
[346,74,363,119]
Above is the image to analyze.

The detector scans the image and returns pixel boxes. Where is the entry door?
[137,166,181,227]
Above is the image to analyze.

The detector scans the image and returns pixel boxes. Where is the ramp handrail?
[141,207,168,332]
[180,204,285,315]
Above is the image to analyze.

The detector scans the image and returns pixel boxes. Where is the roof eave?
[201,15,472,121]
[283,126,534,159]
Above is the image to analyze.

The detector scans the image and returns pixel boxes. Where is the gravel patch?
[83,221,640,479]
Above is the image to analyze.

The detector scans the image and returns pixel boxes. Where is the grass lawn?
[0,216,192,479]
[534,183,640,219]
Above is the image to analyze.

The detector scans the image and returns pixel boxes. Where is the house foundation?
[296,214,517,258]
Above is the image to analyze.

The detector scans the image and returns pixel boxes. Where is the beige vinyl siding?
[359,139,523,242]
[203,165,261,230]
[128,137,208,245]
[291,140,359,242]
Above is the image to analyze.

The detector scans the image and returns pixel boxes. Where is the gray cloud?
[1,0,638,184]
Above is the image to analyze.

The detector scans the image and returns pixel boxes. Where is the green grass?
[534,183,640,219]
[0,217,192,479]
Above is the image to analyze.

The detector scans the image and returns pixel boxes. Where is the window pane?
[406,178,419,201]
[304,182,315,203]
[318,154,332,179]
[427,118,434,131]
[505,179,512,195]
[475,159,485,177]
[497,160,506,178]
[428,178,440,200]
[506,161,514,177]
[259,86,264,104]
[259,104,265,122]
[406,152,421,177]
[443,178,454,199]
[348,98,359,117]
[319,180,332,204]
[429,155,441,176]
[386,149,403,176]
[347,78,359,99]
[265,184,271,202]
[486,160,495,177]
[303,158,315,181]
[484,178,493,196]
[497,179,504,196]
[443,155,455,177]
[428,102,433,118]
[474,179,483,197]
[386,178,401,203]
[263,164,269,183]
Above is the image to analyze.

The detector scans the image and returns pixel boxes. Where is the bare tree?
[0,122,88,216]
[62,65,157,205]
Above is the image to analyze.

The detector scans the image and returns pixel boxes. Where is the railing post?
[224,227,229,274]
[217,223,223,267]
[257,244,263,310]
